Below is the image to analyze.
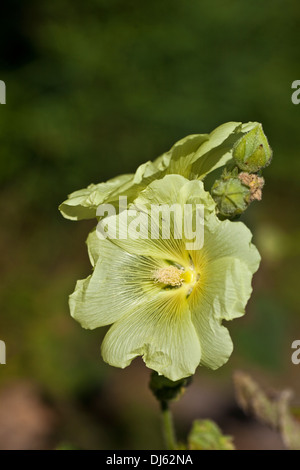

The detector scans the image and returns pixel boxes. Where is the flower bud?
[232,124,272,173]
[211,170,251,218]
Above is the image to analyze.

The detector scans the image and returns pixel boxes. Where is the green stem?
[161,400,177,450]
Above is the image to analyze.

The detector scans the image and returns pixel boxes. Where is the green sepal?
[149,371,192,402]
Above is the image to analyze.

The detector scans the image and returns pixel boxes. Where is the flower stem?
[161,400,177,450]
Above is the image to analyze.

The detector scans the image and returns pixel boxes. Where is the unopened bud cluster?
[211,124,271,218]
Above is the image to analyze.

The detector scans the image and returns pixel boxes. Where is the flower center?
[153,265,199,291]
[153,266,184,287]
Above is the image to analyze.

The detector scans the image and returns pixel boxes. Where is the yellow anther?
[153,266,184,287]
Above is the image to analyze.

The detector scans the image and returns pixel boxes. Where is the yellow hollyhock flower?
[59,121,260,221]
[69,175,260,381]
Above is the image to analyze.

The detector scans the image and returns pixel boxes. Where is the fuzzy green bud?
[232,124,272,173]
[211,169,251,218]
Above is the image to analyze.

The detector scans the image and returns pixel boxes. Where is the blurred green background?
[0,0,299,450]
